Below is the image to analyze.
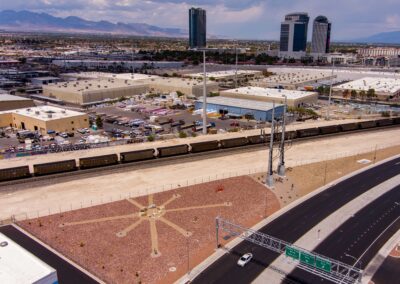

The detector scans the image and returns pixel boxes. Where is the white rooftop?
[44,78,147,93]
[0,94,32,101]
[62,72,160,81]
[150,77,218,88]
[222,87,317,99]
[0,233,57,284]
[187,70,261,79]
[0,105,86,121]
[333,77,400,95]
[197,96,282,112]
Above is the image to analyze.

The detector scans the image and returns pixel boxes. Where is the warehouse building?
[333,77,400,100]
[0,94,35,111]
[0,233,58,284]
[220,87,318,107]
[60,72,160,82]
[0,106,89,134]
[252,71,336,90]
[43,79,149,105]
[186,70,262,81]
[195,96,284,121]
[52,60,184,70]
[148,77,219,97]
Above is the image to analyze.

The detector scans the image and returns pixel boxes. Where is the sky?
[1,0,400,40]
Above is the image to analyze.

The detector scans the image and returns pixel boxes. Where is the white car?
[237,253,253,267]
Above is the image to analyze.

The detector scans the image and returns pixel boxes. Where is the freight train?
[1,118,399,183]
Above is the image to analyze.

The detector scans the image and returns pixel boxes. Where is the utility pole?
[266,102,275,188]
[326,60,335,120]
[202,50,207,135]
[235,45,238,89]
[278,96,287,176]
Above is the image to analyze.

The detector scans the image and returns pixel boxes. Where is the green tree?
[367,88,376,100]
[95,115,103,128]
[176,91,184,97]
[342,89,350,99]
[351,90,357,99]
[359,90,366,101]
[178,131,187,138]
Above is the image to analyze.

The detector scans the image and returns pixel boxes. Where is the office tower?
[189,8,206,49]
[311,16,331,54]
[280,13,310,53]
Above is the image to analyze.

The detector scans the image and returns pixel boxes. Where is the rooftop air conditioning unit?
[35,111,40,115]
[61,110,66,114]
[48,113,52,118]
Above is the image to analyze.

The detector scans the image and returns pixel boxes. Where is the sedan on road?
[237,253,253,267]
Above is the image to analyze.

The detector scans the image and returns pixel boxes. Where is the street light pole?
[202,50,207,135]
[278,96,287,176]
[266,102,275,188]
[326,60,335,120]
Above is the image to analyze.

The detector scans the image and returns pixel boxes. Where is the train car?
[296,128,320,138]
[79,154,118,169]
[120,149,155,163]
[394,117,400,125]
[190,141,220,153]
[0,166,31,182]
[247,135,265,145]
[33,160,76,176]
[376,118,394,127]
[285,130,297,140]
[157,145,189,158]
[319,125,341,135]
[219,137,249,149]
[359,120,377,129]
[340,122,359,132]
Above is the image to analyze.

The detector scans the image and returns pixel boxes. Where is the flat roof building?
[0,105,89,134]
[43,79,149,105]
[186,70,262,81]
[60,72,160,82]
[0,232,58,284]
[0,94,36,111]
[333,77,400,100]
[220,86,318,107]
[252,71,336,90]
[148,77,219,97]
[195,96,284,121]
[31,77,61,86]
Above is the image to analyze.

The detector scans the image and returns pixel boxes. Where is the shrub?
[179,131,187,138]
[147,135,155,142]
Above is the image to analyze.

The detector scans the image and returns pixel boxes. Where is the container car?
[33,160,76,176]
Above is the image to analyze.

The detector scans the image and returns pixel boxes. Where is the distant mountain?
[0,10,187,37]
[355,31,400,44]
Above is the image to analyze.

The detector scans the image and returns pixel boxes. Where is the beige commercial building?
[147,77,219,97]
[332,77,400,101]
[186,70,263,81]
[252,71,336,90]
[220,87,318,107]
[0,106,89,134]
[43,79,149,105]
[0,94,35,111]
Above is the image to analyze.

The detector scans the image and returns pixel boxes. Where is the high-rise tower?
[280,13,310,54]
[189,8,206,49]
[311,16,331,54]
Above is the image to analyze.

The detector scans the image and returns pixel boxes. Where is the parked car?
[237,253,253,267]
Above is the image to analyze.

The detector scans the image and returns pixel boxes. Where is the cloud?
[1,0,400,40]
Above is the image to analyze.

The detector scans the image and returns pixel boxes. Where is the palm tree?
[342,89,350,99]
[351,90,357,99]
[359,90,366,101]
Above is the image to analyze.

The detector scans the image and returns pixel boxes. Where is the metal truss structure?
[216,217,362,284]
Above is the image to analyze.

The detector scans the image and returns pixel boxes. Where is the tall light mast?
[266,102,275,188]
[277,96,287,176]
[202,50,207,135]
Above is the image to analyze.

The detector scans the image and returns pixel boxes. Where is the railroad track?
[0,118,399,188]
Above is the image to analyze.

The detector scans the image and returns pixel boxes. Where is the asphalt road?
[284,185,400,283]
[192,156,400,284]
[0,225,99,284]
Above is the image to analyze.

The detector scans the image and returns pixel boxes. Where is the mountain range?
[355,31,400,44]
[0,10,187,37]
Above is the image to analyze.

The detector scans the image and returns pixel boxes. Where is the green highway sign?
[316,257,332,272]
[285,246,300,260]
[300,252,315,266]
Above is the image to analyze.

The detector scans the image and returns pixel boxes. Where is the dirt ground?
[1,128,399,221]
[18,176,280,284]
